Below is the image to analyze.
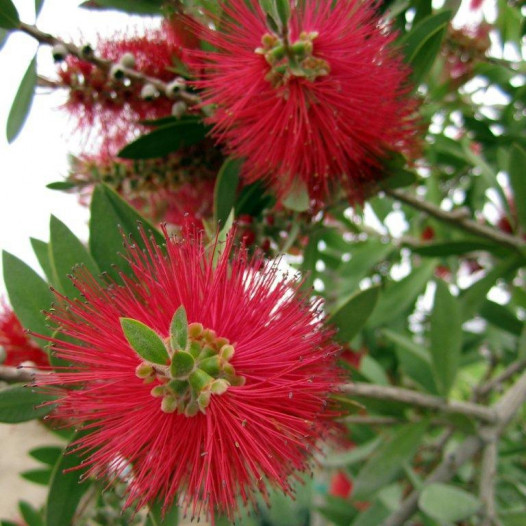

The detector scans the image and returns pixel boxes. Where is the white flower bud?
[171,101,187,119]
[109,64,125,81]
[165,78,186,98]
[119,52,135,69]
[141,83,159,100]
[52,44,68,62]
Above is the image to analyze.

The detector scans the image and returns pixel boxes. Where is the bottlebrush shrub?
[37,227,342,521]
[57,20,194,154]
[191,0,420,203]
[66,142,222,228]
[0,299,48,367]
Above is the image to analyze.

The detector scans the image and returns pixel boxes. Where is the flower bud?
[135,362,154,379]
[140,83,159,100]
[165,78,186,98]
[110,64,125,81]
[161,394,178,413]
[119,52,136,69]
[52,44,68,62]
[81,44,94,58]
[171,101,187,119]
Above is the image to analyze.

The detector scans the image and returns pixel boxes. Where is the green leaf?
[2,251,54,340]
[30,238,54,284]
[368,260,436,328]
[147,500,179,526]
[20,468,53,486]
[430,280,462,396]
[508,144,526,230]
[383,329,438,394]
[359,355,390,386]
[121,318,169,365]
[7,56,37,142]
[89,184,163,280]
[79,0,163,14]
[282,179,310,212]
[29,446,63,466]
[418,483,481,522]
[214,157,242,227]
[49,215,100,298]
[352,421,428,500]
[399,10,452,83]
[46,181,76,191]
[324,437,382,468]
[46,438,91,526]
[329,286,380,343]
[412,239,503,257]
[35,0,45,16]
[460,257,521,321]
[18,501,43,526]
[480,300,523,336]
[275,0,290,27]
[170,306,188,351]
[0,26,9,50]
[0,385,55,423]
[118,120,208,159]
[380,168,418,190]
[350,500,390,526]
[0,0,20,28]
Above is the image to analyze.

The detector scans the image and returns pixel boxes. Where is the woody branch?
[17,22,200,106]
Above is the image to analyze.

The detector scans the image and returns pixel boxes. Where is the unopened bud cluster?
[255,30,330,87]
[135,322,245,417]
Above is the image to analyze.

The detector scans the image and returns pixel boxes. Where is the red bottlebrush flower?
[0,300,48,367]
[67,143,222,228]
[192,0,419,203]
[38,227,341,521]
[58,22,192,154]
[329,471,353,499]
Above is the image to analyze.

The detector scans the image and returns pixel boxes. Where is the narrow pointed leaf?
[7,56,37,142]
[29,446,63,466]
[214,157,241,227]
[508,144,526,230]
[419,483,481,522]
[121,318,169,365]
[0,384,55,423]
[46,437,91,526]
[430,280,462,396]
[0,0,20,28]
[329,286,380,343]
[30,238,54,284]
[399,11,452,83]
[368,260,436,327]
[35,0,45,16]
[170,306,188,351]
[49,215,100,298]
[2,251,54,340]
[118,120,207,159]
[352,421,428,499]
[89,184,163,280]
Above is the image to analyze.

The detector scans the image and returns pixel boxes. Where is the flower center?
[255,31,330,87]
[135,321,245,417]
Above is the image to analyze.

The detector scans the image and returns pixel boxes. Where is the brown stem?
[340,382,497,423]
[384,188,525,254]
[381,371,526,526]
[0,365,37,384]
[18,22,200,106]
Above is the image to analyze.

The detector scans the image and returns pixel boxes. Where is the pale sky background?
[0,1,148,296]
[0,0,491,298]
